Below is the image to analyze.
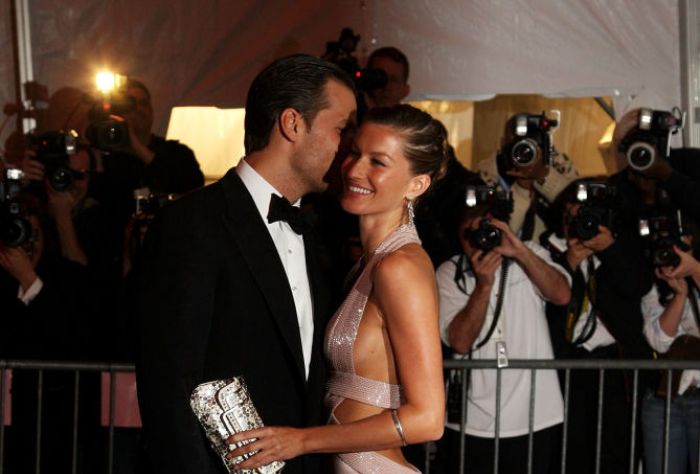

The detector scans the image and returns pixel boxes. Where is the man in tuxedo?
[136,54,356,474]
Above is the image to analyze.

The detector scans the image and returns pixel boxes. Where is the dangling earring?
[406,199,415,225]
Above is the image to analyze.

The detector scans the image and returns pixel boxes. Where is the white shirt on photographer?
[437,241,568,438]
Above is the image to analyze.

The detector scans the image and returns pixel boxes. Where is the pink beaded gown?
[324,224,422,473]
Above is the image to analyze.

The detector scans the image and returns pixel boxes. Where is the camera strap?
[447,256,511,424]
[686,278,700,331]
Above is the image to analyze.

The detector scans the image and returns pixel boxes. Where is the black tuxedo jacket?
[136,169,331,474]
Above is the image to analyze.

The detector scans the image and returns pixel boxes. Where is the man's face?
[124,86,154,136]
[292,79,357,194]
[367,56,410,108]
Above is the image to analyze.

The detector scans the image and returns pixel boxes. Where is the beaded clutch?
[190,377,284,474]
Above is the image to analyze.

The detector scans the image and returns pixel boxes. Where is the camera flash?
[639,219,650,237]
[95,71,126,94]
[466,188,477,207]
[576,184,588,202]
[639,108,653,130]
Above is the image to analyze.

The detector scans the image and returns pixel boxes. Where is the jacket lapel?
[219,170,306,380]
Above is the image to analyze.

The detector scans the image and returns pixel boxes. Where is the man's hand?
[566,237,593,271]
[0,245,38,291]
[655,266,688,296]
[663,245,700,279]
[20,150,45,182]
[470,249,502,288]
[46,183,77,218]
[489,218,527,258]
[581,225,615,253]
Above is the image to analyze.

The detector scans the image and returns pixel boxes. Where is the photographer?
[0,194,98,473]
[364,46,411,110]
[88,78,204,227]
[436,179,570,473]
[639,222,700,474]
[543,178,654,474]
[479,111,578,241]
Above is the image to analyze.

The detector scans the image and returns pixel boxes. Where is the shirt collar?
[236,158,300,221]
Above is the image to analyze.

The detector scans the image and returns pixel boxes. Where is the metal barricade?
[0,360,134,474]
[1,359,699,474]
[438,358,700,474]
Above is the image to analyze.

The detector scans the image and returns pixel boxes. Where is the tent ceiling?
[0,0,680,137]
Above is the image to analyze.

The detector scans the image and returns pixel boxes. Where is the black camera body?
[639,211,689,268]
[354,68,388,94]
[567,182,617,241]
[29,130,78,192]
[498,111,559,172]
[463,184,511,252]
[0,168,32,247]
[464,184,513,221]
[465,218,502,252]
[134,189,178,222]
[618,108,684,171]
[86,94,135,152]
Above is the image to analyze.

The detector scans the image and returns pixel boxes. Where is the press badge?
[496,340,509,368]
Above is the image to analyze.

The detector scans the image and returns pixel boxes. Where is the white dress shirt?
[236,159,314,379]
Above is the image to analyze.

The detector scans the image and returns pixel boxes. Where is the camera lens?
[0,212,31,247]
[474,219,502,251]
[49,166,73,192]
[627,142,656,171]
[653,243,680,268]
[102,124,124,144]
[511,139,538,167]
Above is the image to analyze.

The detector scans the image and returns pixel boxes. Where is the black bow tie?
[267,194,316,235]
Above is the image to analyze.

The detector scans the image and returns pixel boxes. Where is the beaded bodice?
[324,224,421,409]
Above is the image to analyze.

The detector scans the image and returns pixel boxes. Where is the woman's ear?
[406,174,431,201]
[279,108,304,142]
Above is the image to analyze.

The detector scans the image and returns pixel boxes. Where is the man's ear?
[406,174,431,201]
[279,108,305,143]
[400,83,411,102]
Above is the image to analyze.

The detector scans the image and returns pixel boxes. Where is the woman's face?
[340,122,423,218]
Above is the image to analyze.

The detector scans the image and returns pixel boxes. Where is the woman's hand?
[226,426,304,469]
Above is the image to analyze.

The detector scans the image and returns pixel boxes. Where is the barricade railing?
[0,360,134,474]
[1,359,699,474]
[439,358,700,474]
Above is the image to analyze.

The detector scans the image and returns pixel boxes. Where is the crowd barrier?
[1,359,699,474]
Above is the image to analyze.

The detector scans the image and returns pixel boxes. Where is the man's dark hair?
[126,78,151,101]
[367,47,410,83]
[244,54,355,154]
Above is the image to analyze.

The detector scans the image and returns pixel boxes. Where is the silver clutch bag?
[190,377,285,474]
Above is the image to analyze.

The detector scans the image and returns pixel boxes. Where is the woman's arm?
[226,246,445,468]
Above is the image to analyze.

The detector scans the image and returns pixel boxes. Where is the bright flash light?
[466,188,477,207]
[95,71,126,94]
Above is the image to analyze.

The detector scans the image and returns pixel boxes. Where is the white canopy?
[0,0,681,142]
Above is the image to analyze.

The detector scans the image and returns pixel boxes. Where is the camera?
[134,189,178,221]
[353,68,388,94]
[567,182,617,241]
[464,184,513,221]
[85,72,135,153]
[465,218,502,252]
[639,210,689,267]
[85,94,134,152]
[29,130,78,191]
[498,111,560,171]
[0,168,32,247]
[618,107,684,171]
